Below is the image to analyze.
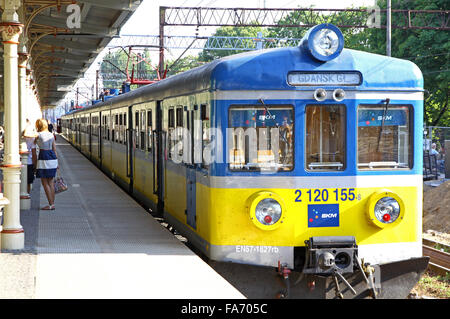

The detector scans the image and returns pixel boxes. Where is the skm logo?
[321,213,337,218]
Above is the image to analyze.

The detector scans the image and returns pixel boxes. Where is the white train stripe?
[205,174,422,189]
[358,241,422,265]
[214,90,423,101]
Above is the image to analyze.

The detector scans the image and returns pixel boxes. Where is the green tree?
[382,0,449,127]
[266,1,449,126]
[350,0,450,126]
[166,55,203,76]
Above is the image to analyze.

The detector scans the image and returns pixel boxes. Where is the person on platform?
[22,119,38,194]
[430,143,439,156]
[33,118,58,210]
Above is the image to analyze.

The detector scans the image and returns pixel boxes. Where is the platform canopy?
[0,0,142,110]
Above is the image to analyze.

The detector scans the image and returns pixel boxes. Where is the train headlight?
[247,192,286,230]
[300,23,344,62]
[374,197,400,224]
[366,190,405,228]
[255,198,282,226]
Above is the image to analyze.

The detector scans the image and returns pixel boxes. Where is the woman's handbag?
[54,169,68,194]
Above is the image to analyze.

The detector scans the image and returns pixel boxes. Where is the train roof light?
[300,24,344,62]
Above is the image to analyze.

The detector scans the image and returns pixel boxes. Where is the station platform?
[0,137,245,299]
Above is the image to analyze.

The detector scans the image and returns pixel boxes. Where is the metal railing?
[423,126,450,180]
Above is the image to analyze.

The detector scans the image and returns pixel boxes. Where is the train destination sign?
[288,71,362,86]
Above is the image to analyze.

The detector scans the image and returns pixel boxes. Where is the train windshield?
[357,104,412,169]
[228,105,294,172]
[305,104,346,171]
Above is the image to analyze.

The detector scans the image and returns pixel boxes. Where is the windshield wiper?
[376,98,390,152]
[258,98,289,144]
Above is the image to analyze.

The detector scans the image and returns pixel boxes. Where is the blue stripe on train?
[209,97,422,177]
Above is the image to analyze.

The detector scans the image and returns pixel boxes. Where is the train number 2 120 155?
[294,188,360,203]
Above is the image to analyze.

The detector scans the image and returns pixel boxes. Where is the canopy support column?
[0,0,25,250]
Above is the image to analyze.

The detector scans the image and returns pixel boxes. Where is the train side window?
[201,104,210,168]
[107,115,110,140]
[140,111,145,150]
[176,107,183,127]
[229,104,294,172]
[92,116,97,136]
[357,104,412,169]
[119,114,123,144]
[135,111,140,149]
[123,113,127,144]
[147,110,152,152]
[168,107,174,159]
[175,106,184,158]
[168,108,174,128]
[305,104,346,171]
[115,114,119,143]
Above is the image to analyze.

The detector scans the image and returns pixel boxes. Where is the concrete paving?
[0,137,245,299]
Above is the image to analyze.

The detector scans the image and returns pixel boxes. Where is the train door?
[130,104,140,196]
[153,100,165,215]
[98,111,103,168]
[88,113,92,158]
[77,116,80,148]
[126,105,134,193]
[185,107,197,229]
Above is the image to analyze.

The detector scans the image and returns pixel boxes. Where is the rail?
[422,238,450,276]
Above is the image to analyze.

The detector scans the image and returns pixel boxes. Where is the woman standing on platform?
[33,118,58,210]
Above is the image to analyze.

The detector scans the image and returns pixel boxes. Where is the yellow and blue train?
[61,24,428,298]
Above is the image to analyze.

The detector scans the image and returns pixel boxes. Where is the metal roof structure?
[0,0,142,110]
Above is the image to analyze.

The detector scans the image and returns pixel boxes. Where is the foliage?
[198,1,449,126]
[374,0,449,127]
[166,55,204,76]
[412,270,450,299]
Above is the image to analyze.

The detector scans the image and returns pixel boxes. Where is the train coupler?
[303,236,361,298]
[303,236,358,275]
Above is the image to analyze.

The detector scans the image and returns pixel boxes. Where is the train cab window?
[305,105,346,171]
[357,104,412,169]
[228,105,294,172]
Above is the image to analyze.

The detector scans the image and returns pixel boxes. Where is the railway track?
[422,238,450,276]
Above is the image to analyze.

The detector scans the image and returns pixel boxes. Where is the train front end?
[205,24,428,298]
